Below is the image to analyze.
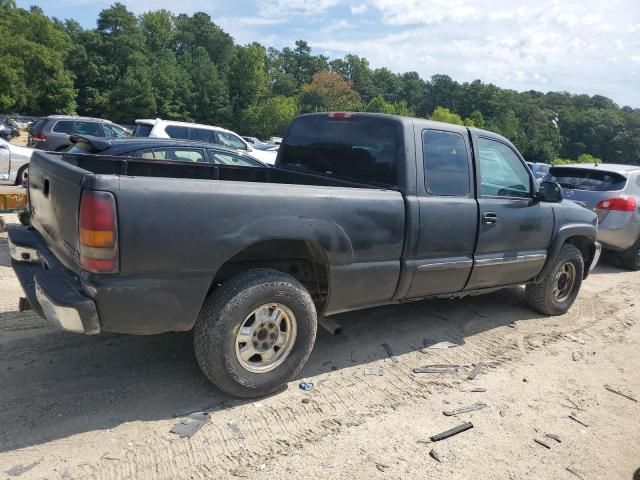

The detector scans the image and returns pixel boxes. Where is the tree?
[228,43,270,112]
[243,96,298,138]
[299,70,362,112]
[430,107,464,125]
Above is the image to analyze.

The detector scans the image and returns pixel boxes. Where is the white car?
[133,119,277,165]
[0,138,33,185]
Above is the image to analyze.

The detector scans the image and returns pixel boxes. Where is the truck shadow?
[0,285,551,454]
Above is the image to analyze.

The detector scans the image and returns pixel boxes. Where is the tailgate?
[28,151,89,273]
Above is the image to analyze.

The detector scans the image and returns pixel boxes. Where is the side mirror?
[537,181,563,203]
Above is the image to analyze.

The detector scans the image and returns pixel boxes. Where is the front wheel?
[618,237,640,271]
[194,269,317,398]
[525,244,584,315]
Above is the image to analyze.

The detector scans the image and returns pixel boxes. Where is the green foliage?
[0,2,638,160]
[552,153,601,165]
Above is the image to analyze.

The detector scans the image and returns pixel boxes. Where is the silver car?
[0,137,33,185]
[545,164,640,270]
[28,115,129,152]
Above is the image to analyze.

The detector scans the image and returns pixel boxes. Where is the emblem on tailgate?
[64,240,80,261]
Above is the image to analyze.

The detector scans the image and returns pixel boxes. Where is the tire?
[525,244,584,316]
[618,237,640,271]
[14,165,28,186]
[194,269,317,398]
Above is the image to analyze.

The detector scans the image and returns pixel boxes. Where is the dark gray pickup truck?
[8,112,601,398]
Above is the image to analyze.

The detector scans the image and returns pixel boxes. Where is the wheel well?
[566,236,592,269]
[14,164,27,185]
[211,240,330,311]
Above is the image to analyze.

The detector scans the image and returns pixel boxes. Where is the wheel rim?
[234,303,297,373]
[553,261,576,302]
[20,167,28,184]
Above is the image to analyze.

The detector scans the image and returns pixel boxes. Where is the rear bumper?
[8,225,100,334]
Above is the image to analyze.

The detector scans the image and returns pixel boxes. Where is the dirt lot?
[0,213,638,480]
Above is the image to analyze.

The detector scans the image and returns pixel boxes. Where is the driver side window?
[478,137,531,198]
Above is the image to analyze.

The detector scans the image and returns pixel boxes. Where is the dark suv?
[28,115,129,151]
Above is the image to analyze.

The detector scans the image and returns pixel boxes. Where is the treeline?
[1,0,639,164]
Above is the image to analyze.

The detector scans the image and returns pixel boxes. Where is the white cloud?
[350,4,368,15]
[258,0,343,17]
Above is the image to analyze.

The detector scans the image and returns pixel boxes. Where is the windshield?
[546,167,627,191]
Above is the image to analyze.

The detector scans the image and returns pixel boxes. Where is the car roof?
[550,163,640,175]
[134,118,235,134]
[45,115,117,124]
[70,135,265,163]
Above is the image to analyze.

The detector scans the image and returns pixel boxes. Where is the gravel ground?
[0,213,638,480]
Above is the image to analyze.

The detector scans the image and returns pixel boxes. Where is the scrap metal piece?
[430,422,473,442]
[170,412,209,439]
[382,343,399,363]
[443,403,487,416]
[467,362,485,380]
[375,463,389,472]
[534,438,551,449]
[6,460,40,477]
[429,449,442,463]
[568,415,589,428]
[604,384,638,403]
[468,387,487,393]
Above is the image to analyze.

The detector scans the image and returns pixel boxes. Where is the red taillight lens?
[596,196,637,212]
[32,133,46,140]
[79,190,118,273]
[328,112,355,120]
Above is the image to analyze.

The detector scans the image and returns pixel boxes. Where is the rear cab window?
[278,115,399,187]
[546,167,627,191]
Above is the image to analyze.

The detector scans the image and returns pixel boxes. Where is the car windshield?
[133,124,153,137]
[546,167,627,191]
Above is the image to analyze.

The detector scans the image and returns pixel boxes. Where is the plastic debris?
[299,381,314,391]
[565,334,586,345]
[429,449,442,463]
[534,438,551,449]
[443,403,487,416]
[170,412,209,439]
[227,420,245,439]
[364,367,383,376]
[500,409,507,417]
[6,460,40,477]
[467,362,484,380]
[430,422,473,442]
[382,343,399,363]
[604,384,638,403]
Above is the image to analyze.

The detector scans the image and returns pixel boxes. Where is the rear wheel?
[194,269,317,398]
[618,237,640,271]
[525,244,584,315]
[14,165,28,186]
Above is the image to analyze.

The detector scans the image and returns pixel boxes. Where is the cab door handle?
[482,212,498,224]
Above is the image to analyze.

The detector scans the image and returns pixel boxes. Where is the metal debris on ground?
[566,466,585,480]
[468,387,487,393]
[170,412,209,439]
[414,366,458,374]
[545,433,561,443]
[6,459,41,477]
[568,415,589,428]
[382,343,399,363]
[364,367,384,376]
[299,381,314,391]
[375,463,389,472]
[429,450,442,463]
[227,420,245,439]
[507,323,517,328]
[430,422,474,442]
[443,403,487,416]
[422,340,460,350]
[534,438,551,449]
[467,362,485,380]
[604,384,638,403]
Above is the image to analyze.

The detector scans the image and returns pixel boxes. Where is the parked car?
[8,112,600,398]
[0,137,32,184]
[243,136,279,151]
[544,163,640,270]
[65,135,268,168]
[133,119,278,165]
[27,115,130,152]
[527,162,551,183]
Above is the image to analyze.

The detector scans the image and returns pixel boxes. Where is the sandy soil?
[0,213,638,480]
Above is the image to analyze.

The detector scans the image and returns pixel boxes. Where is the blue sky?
[17,0,640,107]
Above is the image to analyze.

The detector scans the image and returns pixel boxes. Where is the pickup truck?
[8,112,601,398]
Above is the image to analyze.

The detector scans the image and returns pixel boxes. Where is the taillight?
[328,112,355,120]
[32,133,46,140]
[79,190,118,273]
[596,196,637,212]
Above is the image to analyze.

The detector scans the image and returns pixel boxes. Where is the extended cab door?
[466,133,554,289]
[404,126,478,298]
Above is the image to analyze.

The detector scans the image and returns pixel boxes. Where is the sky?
[17,0,640,108]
